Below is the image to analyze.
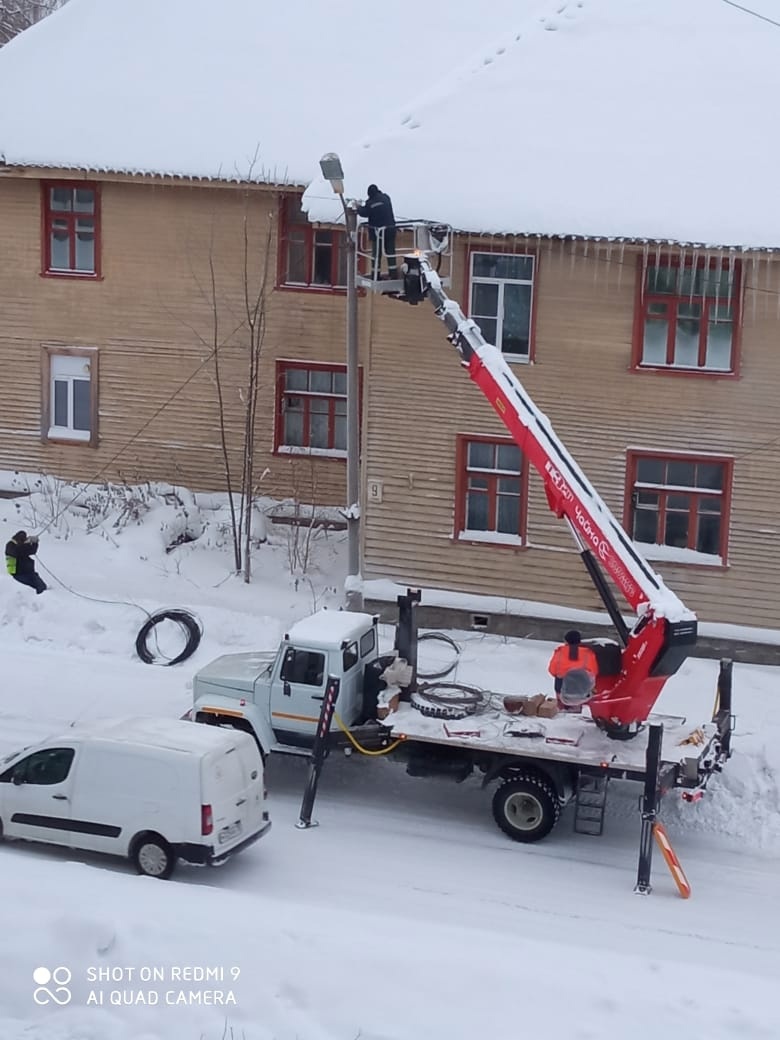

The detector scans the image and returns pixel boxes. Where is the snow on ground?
[1,482,779,1039]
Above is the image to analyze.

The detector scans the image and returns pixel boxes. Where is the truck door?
[0,747,76,846]
[270,645,327,745]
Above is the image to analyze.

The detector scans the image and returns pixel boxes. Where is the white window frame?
[42,346,98,446]
[469,252,534,361]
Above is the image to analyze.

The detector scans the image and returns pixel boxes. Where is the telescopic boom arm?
[400,254,697,739]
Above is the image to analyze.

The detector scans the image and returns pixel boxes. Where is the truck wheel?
[492,773,560,843]
[132,835,177,879]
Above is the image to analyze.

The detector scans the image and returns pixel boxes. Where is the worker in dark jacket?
[548,629,598,710]
[5,530,47,594]
[357,184,398,279]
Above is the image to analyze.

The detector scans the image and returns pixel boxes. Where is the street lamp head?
[319,152,345,195]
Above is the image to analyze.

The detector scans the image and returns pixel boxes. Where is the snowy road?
[1,637,779,1040]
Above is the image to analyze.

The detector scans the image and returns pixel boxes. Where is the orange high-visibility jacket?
[548,644,598,680]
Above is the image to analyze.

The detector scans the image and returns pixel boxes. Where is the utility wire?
[719,0,780,29]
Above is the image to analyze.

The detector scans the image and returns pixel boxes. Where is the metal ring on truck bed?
[410,682,483,720]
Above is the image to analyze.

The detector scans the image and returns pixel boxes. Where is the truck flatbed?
[385,701,717,784]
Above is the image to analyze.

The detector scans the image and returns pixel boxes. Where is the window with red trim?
[455,435,525,543]
[276,362,347,455]
[627,452,732,563]
[636,258,740,373]
[42,182,100,276]
[279,196,347,290]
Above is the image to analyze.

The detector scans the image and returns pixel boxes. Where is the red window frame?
[41,181,101,279]
[463,244,538,362]
[277,194,347,292]
[632,255,741,377]
[454,434,527,544]
[624,450,733,564]
[275,360,361,456]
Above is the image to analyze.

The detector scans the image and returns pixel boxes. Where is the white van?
[0,716,271,879]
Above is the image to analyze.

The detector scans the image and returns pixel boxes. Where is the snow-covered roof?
[286,610,376,649]
[305,0,780,249]
[0,0,524,185]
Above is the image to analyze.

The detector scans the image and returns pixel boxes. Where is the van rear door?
[201,736,265,854]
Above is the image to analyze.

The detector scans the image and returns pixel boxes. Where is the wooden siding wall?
[362,236,780,630]
[0,177,349,507]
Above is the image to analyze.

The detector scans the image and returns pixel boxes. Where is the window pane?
[705,314,733,370]
[699,496,721,515]
[697,513,721,554]
[53,379,68,427]
[285,368,308,391]
[474,317,497,347]
[336,236,348,287]
[309,403,329,448]
[312,232,333,285]
[50,225,70,269]
[332,371,346,395]
[50,187,72,212]
[673,303,701,366]
[636,459,664,485]
[468,442,495,470]
[468,475,489,491]
[667,493,690,510]
[310,369,333,393]
[73,379,91,431]
[472,281,499,317]
[496,444,521,472]
[635,489,660,508]
[667,460,696,487]
[642,317,668,364]
[497,493,520,533]
[696,463,723,491]
[501,282,531,356]
[283,400,304,446]
[74,189,95,214]
[75,226,95,272]
[633,507,658,544]
[497,477,520,495]
[286,230,306,283]
[646,265,678,295]
[664,510,689,548]
[465,490,489,530]
[334,414,346,450]
[472,254,532,281]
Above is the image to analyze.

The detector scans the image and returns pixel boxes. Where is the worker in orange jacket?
[548,629,598,709]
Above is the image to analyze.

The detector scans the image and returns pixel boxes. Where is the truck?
[191,225,734,860]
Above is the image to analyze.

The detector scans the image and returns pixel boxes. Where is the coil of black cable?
[135,609,203,666]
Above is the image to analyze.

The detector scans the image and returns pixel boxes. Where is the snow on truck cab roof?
[285,609,377,650]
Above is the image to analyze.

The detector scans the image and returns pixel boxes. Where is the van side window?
[342,641,359,672]
[281,648,325,687]
[360,629,376,658]
[10,748,75,786]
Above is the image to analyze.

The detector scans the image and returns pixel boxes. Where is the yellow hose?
[334,711,405,756]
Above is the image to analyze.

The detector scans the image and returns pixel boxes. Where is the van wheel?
[132,836,176,879]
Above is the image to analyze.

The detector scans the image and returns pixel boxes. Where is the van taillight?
[201,805,213,836]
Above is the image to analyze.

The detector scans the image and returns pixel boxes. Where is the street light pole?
[319,153,362,609]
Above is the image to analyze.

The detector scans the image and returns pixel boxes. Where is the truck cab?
[192,609,382,755]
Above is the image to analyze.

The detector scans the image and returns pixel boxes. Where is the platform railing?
[356,220,452,292]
